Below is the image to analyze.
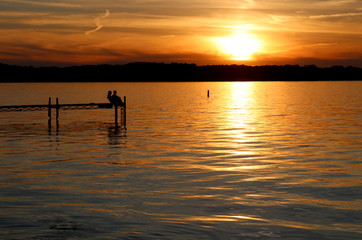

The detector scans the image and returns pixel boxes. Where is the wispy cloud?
[1,0,82,8]
[310,12,362,19]
[85,10,110,35]
[319,0,357,6]
[237,0,256,9]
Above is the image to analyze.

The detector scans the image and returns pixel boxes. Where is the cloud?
[1,0,82,8]
[238,0,256,9]
[313,0,357,6]
[252,54,362,67]
[85,9,110,35]
[310,12,362,19]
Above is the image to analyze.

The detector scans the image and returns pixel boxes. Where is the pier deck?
[0,103,113,112]
[0,97,126,129]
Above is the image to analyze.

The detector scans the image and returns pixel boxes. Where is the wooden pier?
[0,97,127,129]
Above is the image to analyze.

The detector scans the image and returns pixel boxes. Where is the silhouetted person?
[107,90,112,103]
[108,90,124,107]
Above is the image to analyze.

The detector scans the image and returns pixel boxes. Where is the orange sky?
[0,0,361,67]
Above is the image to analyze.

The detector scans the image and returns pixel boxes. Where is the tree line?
[1,62,361,82]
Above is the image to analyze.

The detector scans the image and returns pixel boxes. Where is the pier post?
[120,105,123,127]
[56,98,59,130]
[123,96,126,128]
[115,104,118,128]
[207,90,209,98]
[48,97,52,130]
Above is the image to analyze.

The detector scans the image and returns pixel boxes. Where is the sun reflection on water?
[221,82,262,159]
[226,82,254,113]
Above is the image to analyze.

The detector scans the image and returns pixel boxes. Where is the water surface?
[0,82,361,239]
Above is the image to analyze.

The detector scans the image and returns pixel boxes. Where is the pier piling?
[56,98,59,130]
[115,104,118,128]
[123,96,127,128]
[48,97,51,130]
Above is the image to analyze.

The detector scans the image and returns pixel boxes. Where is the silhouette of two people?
[107,90,125,107]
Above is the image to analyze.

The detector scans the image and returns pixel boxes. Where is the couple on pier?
[107,90,125,107]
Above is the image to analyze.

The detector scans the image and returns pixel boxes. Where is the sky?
[0,0,361,67]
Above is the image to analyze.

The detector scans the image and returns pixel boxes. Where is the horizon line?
[1,62,362,69]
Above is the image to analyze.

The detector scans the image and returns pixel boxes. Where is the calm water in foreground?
[0,81,361,240]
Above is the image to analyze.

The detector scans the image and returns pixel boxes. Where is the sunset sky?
[0,0,361,67]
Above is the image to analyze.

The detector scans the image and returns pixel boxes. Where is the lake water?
[0,81,361,239]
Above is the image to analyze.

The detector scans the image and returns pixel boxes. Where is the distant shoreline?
[1,62,361,82]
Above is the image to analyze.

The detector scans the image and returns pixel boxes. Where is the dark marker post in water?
[207,90,209,98]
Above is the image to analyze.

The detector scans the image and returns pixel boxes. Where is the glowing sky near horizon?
[0,0,361,66]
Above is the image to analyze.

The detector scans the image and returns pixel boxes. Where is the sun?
[215,31,262,61]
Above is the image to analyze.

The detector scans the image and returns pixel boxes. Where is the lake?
[0,81,361,239]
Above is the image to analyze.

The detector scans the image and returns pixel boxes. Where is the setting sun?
[215,31,263,61]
